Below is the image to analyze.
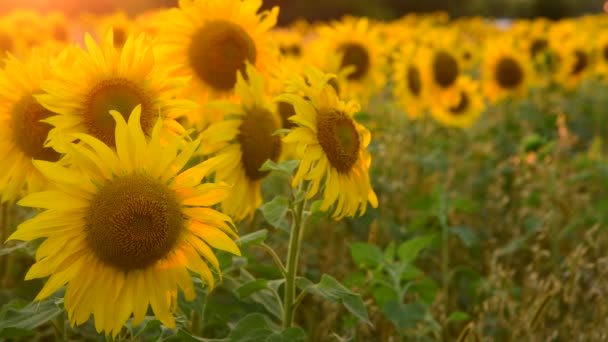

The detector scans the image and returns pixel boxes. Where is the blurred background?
[0,0,605,21]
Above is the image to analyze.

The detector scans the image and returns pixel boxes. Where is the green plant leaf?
[397,234,437,264]
[236,279,269,299]
[297,274,371,325]
[266,327,306,342]
[229,313,274,342]
[239,229,268,247]
[259,196,290,229]
[350,242,383,269]
[447,311,471,323]
[409,278,438,305]
[259,159,300,175]
[0,297,63,335]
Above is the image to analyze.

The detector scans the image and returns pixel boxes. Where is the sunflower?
[429,76,484,129]
[199,64,282,221]
[310,16,388,106]
[392,44,427,120]
[277,67,377,219]
[595,31,608,80]
[417,31,462,107]
[0,50,67,203]
[154,0,279,109]
[550,36,592,89]
[94,11,139,48]
[482,39,531,103]
[37,30,192,150]
[8,106,240,337]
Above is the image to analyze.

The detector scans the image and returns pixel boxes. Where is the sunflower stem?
[282,186,307,329]
[258,243,287,277]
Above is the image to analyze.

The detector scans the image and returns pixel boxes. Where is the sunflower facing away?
[37,30,192,150]
[154,0,279,107]
[199,64,282,221]
[0,50,65,203]
[8,106,241,336]
[277,67,377,219]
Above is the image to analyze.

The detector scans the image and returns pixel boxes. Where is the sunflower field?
[1,0,608,341]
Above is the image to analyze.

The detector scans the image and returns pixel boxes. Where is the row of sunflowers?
[1,0,607,339]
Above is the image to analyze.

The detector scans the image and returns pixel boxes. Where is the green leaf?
[236,279,269,299]
[350,242,383,269]
[297,275,371,325]
[449,226,478,248]
[409,278,438,305]
[0,327,34,338]
[447,311,471,323]
[0,297,63,335]
[259,159,300,175]
[239,229,268,247]
[259,196,290,229]
[229,313,274,342]
[266,327,306,342]
[397,234,437,264]
[384,242,396,262]
[383,300,426,330]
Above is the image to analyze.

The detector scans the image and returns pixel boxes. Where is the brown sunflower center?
[188,19,257,92]
[114,27,127,47]
[53,25,68,42]
[495,57,523,89]
[277,101,296,129]
[407,65,422,96]
[83,78,152,147]
[0,32,12,54]
[85,173,183,271]
[10,95,61,161]
[530,38,548,58]
[603,44,608,62]
[432,50,459,88]
[280,44,301,57]
[449,91,469,115]
[571,50,588,75]
[317,109,360,173]
[237,107,282,181]
[338,42,370,81]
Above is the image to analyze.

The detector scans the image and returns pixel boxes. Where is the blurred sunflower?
[154,0,279,108]
[94,11,139,48]
[0,51,65,203]
[418,30,462,106]
[392,44,427,120]
[429,76,484,128]
[277,67,377,219]
[8,106,240,337]
[596,32,608,80]
[482,39,531,103]
[37,30,192,149]
[199,64,282,221]
[311,16,388,105]
[551,38,592,89]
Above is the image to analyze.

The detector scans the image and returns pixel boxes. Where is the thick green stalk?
[282,195,306,329]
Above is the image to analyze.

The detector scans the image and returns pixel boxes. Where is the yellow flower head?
[0,50,67,203]
[200,63,283,221]
[392,43,427,120]
[154,0,279,105]
[277,67,378,219]
[37,30,193,149]
[482,38,531,103]
[310,16,388,106]
[8,106,240,337]
[429,76,485,129]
